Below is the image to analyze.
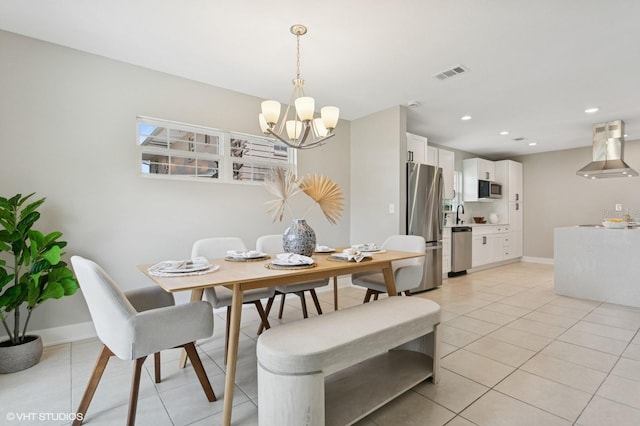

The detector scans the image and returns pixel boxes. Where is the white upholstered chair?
[70,256,215,426]
[256,234,329,327]
[351,235,426,303]
[191,237,275,362]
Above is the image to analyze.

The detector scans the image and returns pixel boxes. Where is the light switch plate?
[388,203,395,214]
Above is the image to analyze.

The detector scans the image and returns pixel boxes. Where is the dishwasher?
[449,226,472,277]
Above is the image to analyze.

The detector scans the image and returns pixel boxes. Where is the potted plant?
[0,193,79,373]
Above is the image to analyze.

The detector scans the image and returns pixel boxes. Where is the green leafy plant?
[0,193,79,345]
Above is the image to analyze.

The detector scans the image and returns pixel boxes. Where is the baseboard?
[0,321,99,348]
[522,256,554,264]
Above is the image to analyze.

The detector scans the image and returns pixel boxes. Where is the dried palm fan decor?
[264,168,343,255]
[264,168,344,224]
[300,174,344,225]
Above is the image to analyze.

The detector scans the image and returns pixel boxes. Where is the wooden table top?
[138,250,424,293]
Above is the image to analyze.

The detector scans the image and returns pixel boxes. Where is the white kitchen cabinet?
[442,228,451,275]
[406,133,427,163]
[463,158,496,202]
[496,160,523,202]
[438,149,455,200]
[426,145,438,166]
[471,225,509,267]
[465,158,495,181]
[407,133,455,200]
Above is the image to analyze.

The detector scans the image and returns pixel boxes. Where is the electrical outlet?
[388,203,395,214]
[616,204,623,212]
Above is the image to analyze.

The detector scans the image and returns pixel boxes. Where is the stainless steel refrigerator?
[407,162,443,291]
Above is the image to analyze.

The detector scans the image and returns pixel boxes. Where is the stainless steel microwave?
[478,180,502,199]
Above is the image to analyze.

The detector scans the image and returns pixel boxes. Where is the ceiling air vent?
[513,137,525,141]
[433,64,469,81]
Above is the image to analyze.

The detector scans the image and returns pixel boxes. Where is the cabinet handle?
[516,193,519,201]
[482,236,487,245]
[485,171,490,180]
[516,203,519,211]
[408,151,413,162]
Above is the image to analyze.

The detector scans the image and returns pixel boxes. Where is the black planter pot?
[0,335,43,374]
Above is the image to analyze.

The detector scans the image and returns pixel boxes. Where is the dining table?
[138,249,425,426]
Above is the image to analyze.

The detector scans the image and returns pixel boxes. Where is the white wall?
[350,106,406,244]
[512,140,640,258]
[0,30,350,337]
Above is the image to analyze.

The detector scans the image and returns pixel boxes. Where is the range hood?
[577,120,638,179]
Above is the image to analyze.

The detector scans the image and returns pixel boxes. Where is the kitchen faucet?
[456,204,465,224]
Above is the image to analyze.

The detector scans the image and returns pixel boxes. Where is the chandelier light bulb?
[313,118,328,137]
[321,106,340,130]
[286,120,303,140]
[258,114,269,133]
[295,96,315,121]
[261,100,281,125]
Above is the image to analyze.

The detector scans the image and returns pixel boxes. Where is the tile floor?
[2,261,640,425]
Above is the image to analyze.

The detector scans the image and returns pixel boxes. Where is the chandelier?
[259,24,340,150]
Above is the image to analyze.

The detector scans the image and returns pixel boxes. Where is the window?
[137,117,295,183]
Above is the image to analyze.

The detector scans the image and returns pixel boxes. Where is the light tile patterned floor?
[2,261,640,425]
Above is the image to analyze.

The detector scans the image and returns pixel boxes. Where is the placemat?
[224,255,271,262]
[264,263,317,271]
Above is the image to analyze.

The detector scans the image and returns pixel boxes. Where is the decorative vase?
[0,335,43,374]
[283,219,316,256]
[489,213,499,224]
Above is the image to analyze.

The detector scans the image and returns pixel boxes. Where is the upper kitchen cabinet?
[463,158,496,202]
[465,158,495,181]
[406,132,427,163]
[495,160,523,202]
[438,149,455,200]
[406,133,455,200]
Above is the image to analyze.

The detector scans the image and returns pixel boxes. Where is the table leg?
[179,288,205,368]
[381,262,398,296]
[333,276,339,311]
[222,284,243,426]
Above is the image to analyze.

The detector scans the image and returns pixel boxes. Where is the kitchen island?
[554,226,640,308]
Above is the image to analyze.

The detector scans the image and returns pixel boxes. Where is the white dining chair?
[192,237,275,362]
[256,234,329,327]
[351,235,426,303]
[70,256,216,426]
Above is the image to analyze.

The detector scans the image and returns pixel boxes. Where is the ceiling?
[2,0,640,158]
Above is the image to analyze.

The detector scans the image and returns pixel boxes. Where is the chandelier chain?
[296,33,301,80]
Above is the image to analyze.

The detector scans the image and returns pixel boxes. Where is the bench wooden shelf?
[325,351,434,425]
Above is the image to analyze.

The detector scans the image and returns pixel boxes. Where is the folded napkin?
[352,243,379,252]
[337,249,370,263]
[273,253,314,265]
[149,256,209,273]
[226,250,264,258]
[315,244,334,252]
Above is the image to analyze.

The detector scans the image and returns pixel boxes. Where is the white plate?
[150,260,211,273]
[351,244,380,252]
[226,250,267,259]
[314,247,335,253]
[271,253,314,266]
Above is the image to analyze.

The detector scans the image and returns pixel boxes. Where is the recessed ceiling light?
[584,107,599,114]
[460,115,472,121]
[528,142,537,146]
[499,131,509,135]
[624,134,628,138]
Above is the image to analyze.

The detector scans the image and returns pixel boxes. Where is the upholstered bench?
[256,296,441,426]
